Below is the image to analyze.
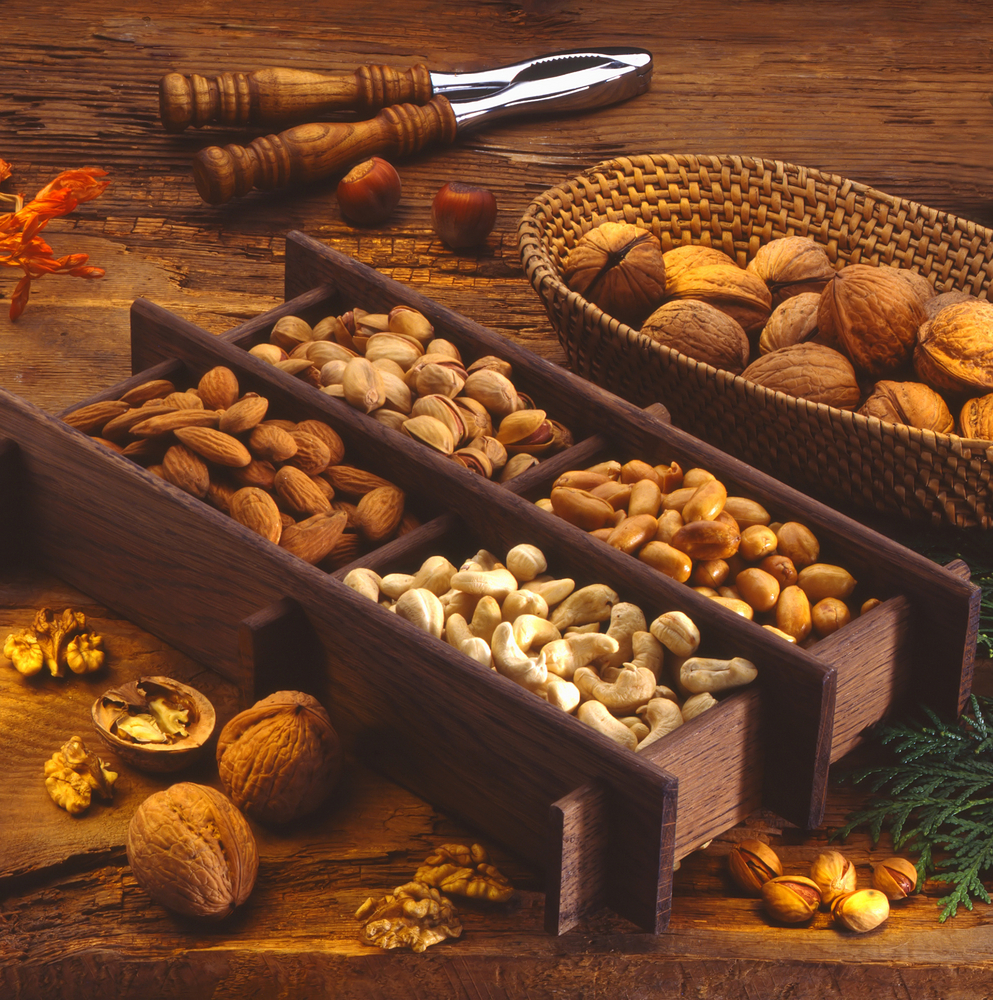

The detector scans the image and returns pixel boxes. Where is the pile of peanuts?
[537,458,879,645]
[343,543,758,752]
[63,366,418,570]
[245,306,573,481]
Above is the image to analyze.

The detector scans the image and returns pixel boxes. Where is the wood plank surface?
[4,1,993,995]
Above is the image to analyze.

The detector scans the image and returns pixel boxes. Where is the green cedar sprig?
[834,695,993,921]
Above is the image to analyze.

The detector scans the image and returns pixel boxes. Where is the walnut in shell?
[216,690,342,824]
[858,381,954,433]
[914,299,993,395]
[661,244,734,284]
[640,299,750,374]
[924,290,976,321]
[562,222,667,327]
[817,264,927,378]
[758,293,823,355]
[127,782,259,919]
[741,343,861,409]
[664,263,772,335]
[960,393,993,439]
[746,237,836,306]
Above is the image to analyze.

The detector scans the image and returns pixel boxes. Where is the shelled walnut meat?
[344,542,758,753]
[248,305,573,483]
[62,366,416,570]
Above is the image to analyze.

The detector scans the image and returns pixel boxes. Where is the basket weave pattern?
[519,153,993,528]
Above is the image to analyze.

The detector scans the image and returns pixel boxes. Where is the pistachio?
[810,850,857,906]
[871,857,918,900]
[461,369,519,417]
[762,875,821,923]
[402,414,456,455]
[831,889,890,933]
[727,839,783,895]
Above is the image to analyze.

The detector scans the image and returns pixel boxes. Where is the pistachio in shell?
[741,343,861,409]
[746,236,836,306]
[914,298,993,395]
[640,299,750,374]
[858,380,954,433]
[562,221,667,327]
[817,264,927,378]
[496,409,556,454]
[216,690,342,824]
[402,413,456,455]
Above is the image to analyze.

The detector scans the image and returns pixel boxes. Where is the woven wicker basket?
[518,153,993,529]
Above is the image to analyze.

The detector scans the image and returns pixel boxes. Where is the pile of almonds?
[537,457,877,645]
[246,305,572,481]
[344,543,758,753]
[63,366,415,569]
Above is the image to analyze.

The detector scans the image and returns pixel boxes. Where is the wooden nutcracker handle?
[160,64,434,132]
[192,95,458,205]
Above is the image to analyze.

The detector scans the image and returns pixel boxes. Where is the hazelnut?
[216,690,342,824]
[871,857,918,900]
[431,181,497,248]
[831,888,890,932]
[809,850,857,906]
[762,875,822,923]
[336,157,401,225]
[727,839,783,895]
[127,783,259,920]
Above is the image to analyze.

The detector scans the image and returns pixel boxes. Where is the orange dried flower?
[0,162,110,320]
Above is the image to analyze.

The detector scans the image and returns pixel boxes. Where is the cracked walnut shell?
[914,299,993,395]
[216,690,342,824]
[746,236,836,306]
[741,343,861,409]
[127,782,258,919]
[858,381,954,433]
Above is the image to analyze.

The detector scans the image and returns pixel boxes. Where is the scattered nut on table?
[3,607,103,677]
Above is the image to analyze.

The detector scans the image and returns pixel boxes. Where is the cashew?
[505,543,547,583]
[542,632,619,679]
[520,576,575,606]
[628,630,663,679]
[379,572,416,600]
[512,614,561,653]
[460,636,493,669]
[681,691,718,720]
[490,621,547,689]
[461,549,501,572]
[603,602,647,671]
[619,717,651,743]
[501,588,549,623]
[564,623,602,634]
[410,555,458,595]
[574,663,657,715]
[548,583,618,630]
[450,567,519,601]
[444,613,474,652]
[534,677,580,713]
[441,588,480,622]
[650,610,701,657]
[342,568,382,603]
[394,588,444,638]
[469,595,502,645]
[577,700,638,750]
[680,656,758,693]
[653,684,680,703]
[636,698,684,750]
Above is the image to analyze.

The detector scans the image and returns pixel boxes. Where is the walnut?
[924,289,976,321]
[959,393,993,439]
[562,222,667,326]
[661,244,734,284]
[44,735,118,815]
[914,299,993,395]
[895,268,936,303]
[741,343,861,409]
[664,263,772,335]
[758,293,824,355]
[355,881,463,952]
[858,381,954,433]
[640,299,750,373]
[415,843,514,903]
[126,782,259,919]
[746,237,836,306]
[216,690,342,824]
[817,264,927,378]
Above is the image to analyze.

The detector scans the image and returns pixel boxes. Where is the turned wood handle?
[191,95,458,205]
[160,64,434,132]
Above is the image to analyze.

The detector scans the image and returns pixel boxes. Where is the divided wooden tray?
[0,231,979,935]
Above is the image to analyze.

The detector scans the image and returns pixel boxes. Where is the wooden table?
[3,2,993,996]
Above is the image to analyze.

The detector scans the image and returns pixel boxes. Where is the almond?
[121,438,168,464]
[322,464,395,496]
[230,458,278,490]
[198,366,240,410]
[294,419,346,465]
[249,424,298,463]
[130,409,221,437]
[218,394,269,434]
[163,391,206,410]
[101,404,176,440]
[229,487,283,543]
[356,485,405,542]
[63,399,131,434]
[173,426,253,467]
[161,444,210,498]
[321,530,362,570]
[285,431,332,475]
[120,379,177,405]
[279,511,348,564]
[273,466,333,516]
[205,477,236,513]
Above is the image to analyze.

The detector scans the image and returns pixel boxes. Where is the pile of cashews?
[344,543,758,752]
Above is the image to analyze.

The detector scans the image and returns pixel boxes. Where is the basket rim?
[517,152,993,455]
